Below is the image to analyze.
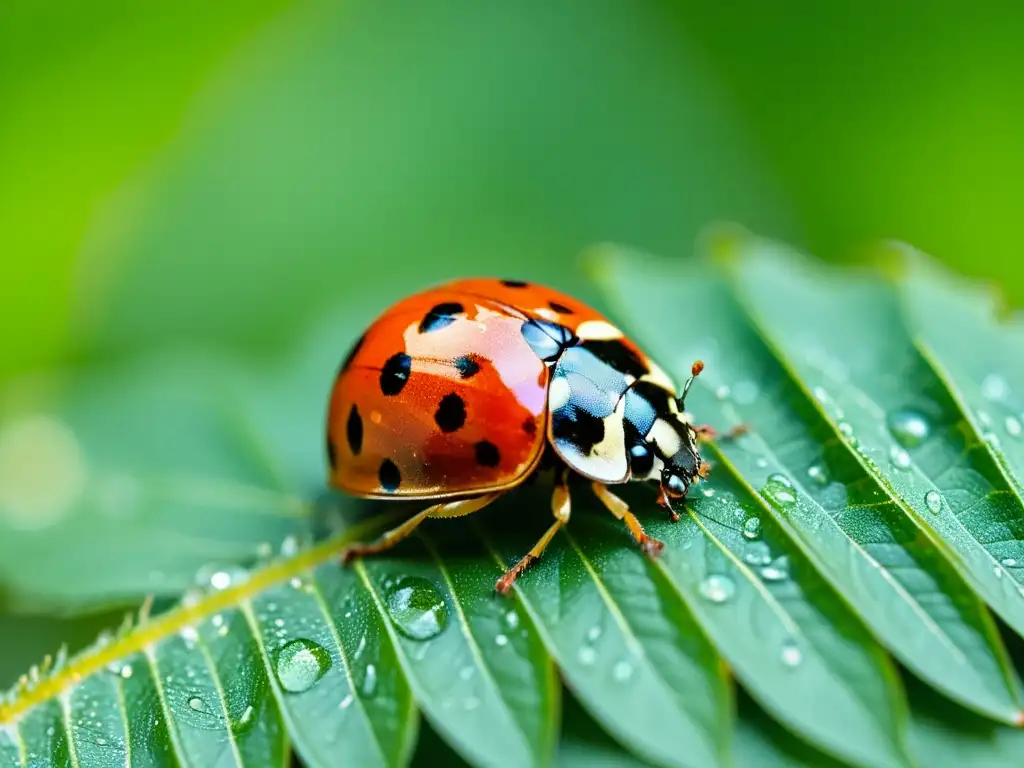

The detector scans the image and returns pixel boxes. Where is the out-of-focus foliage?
[2,0,1024,764]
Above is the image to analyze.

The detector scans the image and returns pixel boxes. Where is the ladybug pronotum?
[326,278,721,594]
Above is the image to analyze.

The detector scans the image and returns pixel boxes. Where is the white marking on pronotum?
[548,375,571,411]
[535,307,560,322]
[640,360,677,394]
[575,320,623,341]
[647,418,683,457]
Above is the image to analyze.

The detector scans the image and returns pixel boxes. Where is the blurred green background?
[2,0,1023,697]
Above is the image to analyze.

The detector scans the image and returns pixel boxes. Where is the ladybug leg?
[591,483,664,556]
[341,493,501,563]
[495,472,571,595]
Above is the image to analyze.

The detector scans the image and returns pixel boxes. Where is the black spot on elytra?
[327,435,337,469]
[453,354,481,379]
[380,352,412,395]
[552,407,606,455]
[501,279,529,288]
[522,417,537,436]
[346,405,363,455]
[340,333,366,372]
[548,300,574,315]
[474,440,501,467]
[434,393,467,433]
[583,338,648,379]
[378,459,401,492]
[419,302,464,334]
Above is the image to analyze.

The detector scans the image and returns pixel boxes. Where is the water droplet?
[362,664,378,697]
[587,625,603,642]
[781,639,802,667]
[699,574,736,604]
[761,474,797,510]
[702,487,715,498]
[194,563,248,591]
[889,446,911,470]
[280,535,300,557]
[1006,416,1023,439]
[95,737,107,746]
[494,634,509,647]
[459,667,474,681]
[995,565,1004,579]
[715,385,731,400]
[385,576,448,641]
[187,696,206,712]
[504,610,519,630]
[1001,558,1019,568]
[838,422,854,438]
[275,639,331,693]
[887,409,931,448]
[760,556,790,582]
[924,490,943,514]
[238,705,254,726]
[742,517,762,540]
[982,374,1010,402]
[578,647,598,665]
[339,693,354,710]
[813,386,829,403]
[465,697,481,711]
[806,462,829,486]
[613,660,634,682]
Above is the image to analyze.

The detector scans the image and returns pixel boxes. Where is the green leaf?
[480,491,731,768]
[5,235,1024,766]
[591,237,1023,725]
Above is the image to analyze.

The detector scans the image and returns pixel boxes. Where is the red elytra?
[327,278,720,594]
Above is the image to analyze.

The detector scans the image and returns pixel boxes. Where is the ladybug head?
[659,360,706,501]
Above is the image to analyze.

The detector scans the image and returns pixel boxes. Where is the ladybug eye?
[664,472,688,498]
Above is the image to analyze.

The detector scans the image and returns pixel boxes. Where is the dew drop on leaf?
[699,574,735,604]
[889,446,911,470]
[187,696,206,712]
[806,462,829,486]
[494,634,509,647]
[1001,558,1018,568]
[385,576,449,641]
[503,609,519,630]
[194,563,249,591]
[760,556,790,582]
[275,638,332,693]
[362,664,378,697]
[781,639,802,667]
[742,517,762,540]
[761,474,796,510]
[612,660,634,682]
[1005,415,1023,439]
[981,374,1010,402]
[578,647,598,665]
[924,490,943,514]
[887,409,931,448]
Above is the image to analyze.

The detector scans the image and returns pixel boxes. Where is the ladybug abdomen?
[327,291,549,500]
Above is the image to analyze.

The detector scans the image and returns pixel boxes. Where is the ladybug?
[327,278,722,594]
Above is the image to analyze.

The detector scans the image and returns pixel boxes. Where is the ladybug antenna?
[676,360,704,411]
